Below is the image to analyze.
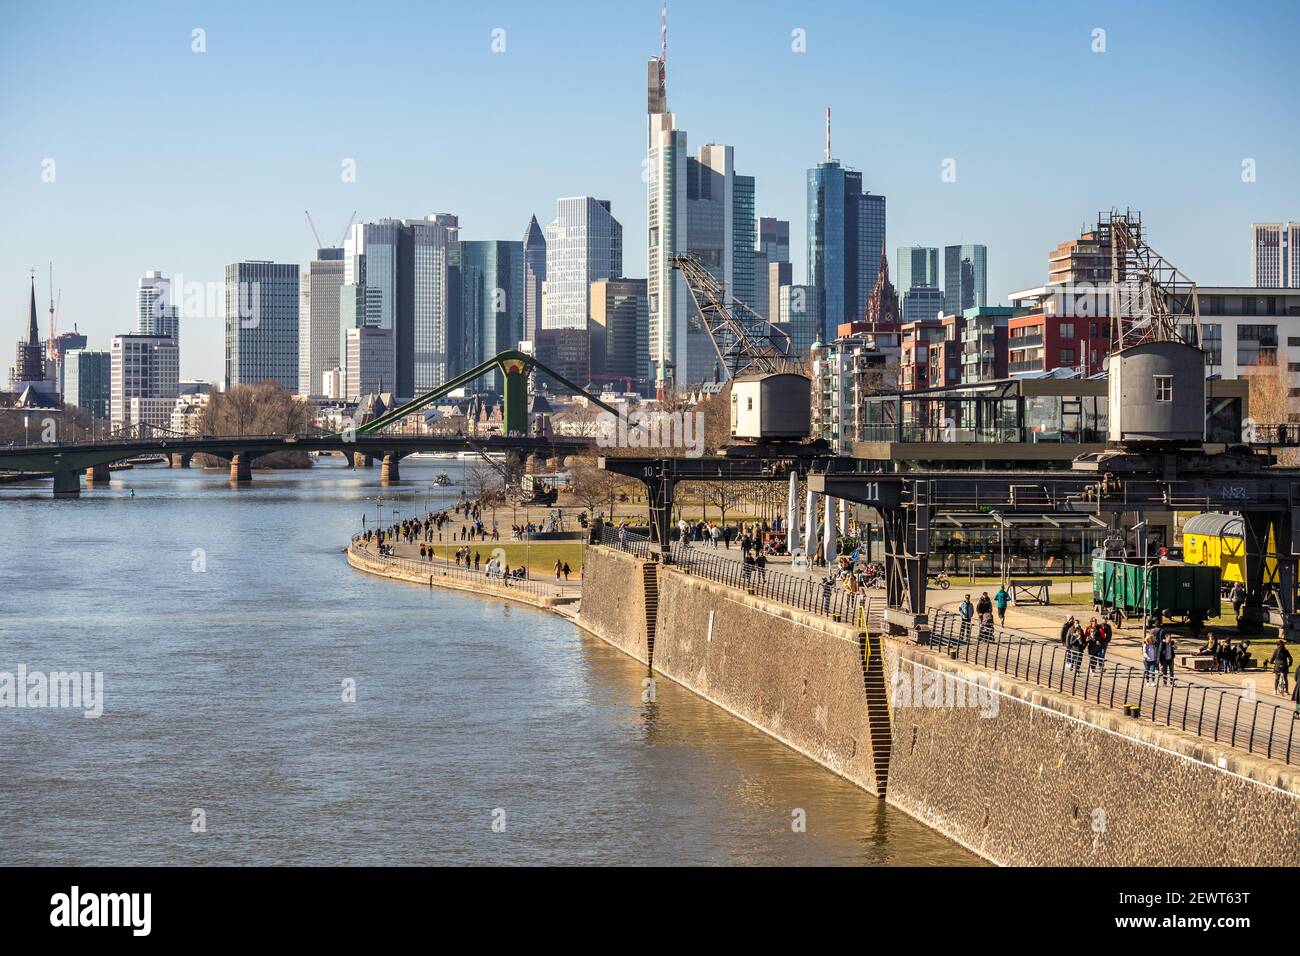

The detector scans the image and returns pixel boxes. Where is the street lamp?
[990,510,1006,586]
[1132,518,1150,641]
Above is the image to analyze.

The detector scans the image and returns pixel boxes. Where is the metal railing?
[599,525,873,624]
[927,609,1300,765]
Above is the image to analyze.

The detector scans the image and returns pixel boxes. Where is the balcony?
[1008,358,1044,374]
[1008,332,1043,349]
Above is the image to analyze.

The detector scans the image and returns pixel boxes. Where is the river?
[0,456,977,865]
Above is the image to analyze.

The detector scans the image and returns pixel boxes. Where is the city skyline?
[3,1,1299,382]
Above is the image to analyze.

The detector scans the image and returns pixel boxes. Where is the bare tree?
[196,381,314,468]
[1247,355,1299,465]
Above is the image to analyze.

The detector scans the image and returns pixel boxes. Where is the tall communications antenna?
[825,107,831,163]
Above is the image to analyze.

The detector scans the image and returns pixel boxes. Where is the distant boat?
[408,451,458,460]
[433,473,452,486]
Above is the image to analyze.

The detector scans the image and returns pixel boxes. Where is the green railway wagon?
[1092,557,1221,628]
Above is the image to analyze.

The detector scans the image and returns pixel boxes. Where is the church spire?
[28,275,39,346]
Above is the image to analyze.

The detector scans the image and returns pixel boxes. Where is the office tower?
[769,261,793,326]
[943,244,988,314]
[298,248,344,397]
[807,157,886,339]
[757,217,790,263]
[646,31,759,392]
[111,333,179,430]
[341,216,460,399]
[345,326,396,400]
[223,261,299,391]
[136,271,179,350]
[64,349,111,419]
[11,277,44,388]
[751,249,770,321]
[902,286,946,325]
[590,278,648,386]
[779,284,822,358]
[461,240,524,392]
[541,197,622,384]
[1252,222,1300,288]
[522,215,547,341]
[896,246,940,292]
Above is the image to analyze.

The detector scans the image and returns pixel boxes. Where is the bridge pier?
[169,453,191,469]
[230,453,252,484]
[85,463,111,486]
[380,453,401,485]
[53,468,81,498]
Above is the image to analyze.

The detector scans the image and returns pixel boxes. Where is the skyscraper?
[111,333,179,430]
[342,216,460,399]
[64,349,111,419]
[757,217,790,263]
[299,248,344,397]
[807,158,886,340]
[542,197,622,384]
[590,278,648,388]
[896,246,940,292]
[224,261,299,391]
[522,215,547,342]
[646,23,759,392]
[136,271,179,348]
[943,244,988,315]
[461,239,524,392]
[1252,222,1300,288]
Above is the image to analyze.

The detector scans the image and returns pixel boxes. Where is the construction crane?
[305,210,325,250]
[1102,209,1200,351]
[670,253,801,379]
[339,210,357,247]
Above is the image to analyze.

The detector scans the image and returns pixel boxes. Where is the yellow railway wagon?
[1181,512,1278,586]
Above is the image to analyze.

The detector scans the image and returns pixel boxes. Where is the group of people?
[1196,635,1256,673]
[956,588,1011,641]
[1058,615,1116,673]
[677,517,778,554]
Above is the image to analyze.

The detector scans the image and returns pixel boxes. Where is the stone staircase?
[642,562,660,666]
[860,598,893,795]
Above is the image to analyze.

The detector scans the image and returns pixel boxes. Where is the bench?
[1010,578,1052,606]
[1177,653,1217,672]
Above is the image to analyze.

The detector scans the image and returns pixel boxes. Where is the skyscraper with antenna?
[645,1,758,395]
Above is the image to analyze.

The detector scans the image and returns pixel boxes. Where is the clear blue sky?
[3,0,1297,381]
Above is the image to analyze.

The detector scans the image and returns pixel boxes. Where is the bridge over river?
[0,433,595,496]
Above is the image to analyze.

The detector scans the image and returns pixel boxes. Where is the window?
[1238,324,1278,366]
[1155,375,1173,403]
[1059,322,1075,340]
[1059,348,1075,365]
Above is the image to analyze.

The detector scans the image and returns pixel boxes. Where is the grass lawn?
[423,540,586,577]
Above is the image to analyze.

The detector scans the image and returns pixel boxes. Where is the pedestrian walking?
[1271,639,1294,696]
[994,585,1010,626]
[958,595,974,641]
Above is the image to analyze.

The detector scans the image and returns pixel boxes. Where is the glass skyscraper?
[943,244,988,315]
[897,246,940,292]
[808,160,886,340]
[224,261,299,391]
[461,239,524,393]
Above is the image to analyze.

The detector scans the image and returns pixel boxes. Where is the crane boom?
[670,253,800,380]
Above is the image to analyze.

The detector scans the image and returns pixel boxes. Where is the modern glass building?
[897,246,940,292]
[807,160,886,340]
[298,248,344,397]
[461,239,524,393]
[223,261,299,392]
[589,278,648,386]
[902,286,945,325]
[543,197,623,332]
[136,271,179,350]
[943,244,988,315]
[522,215,546,341]
[757,217,790,263]
[64,348,111,419]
